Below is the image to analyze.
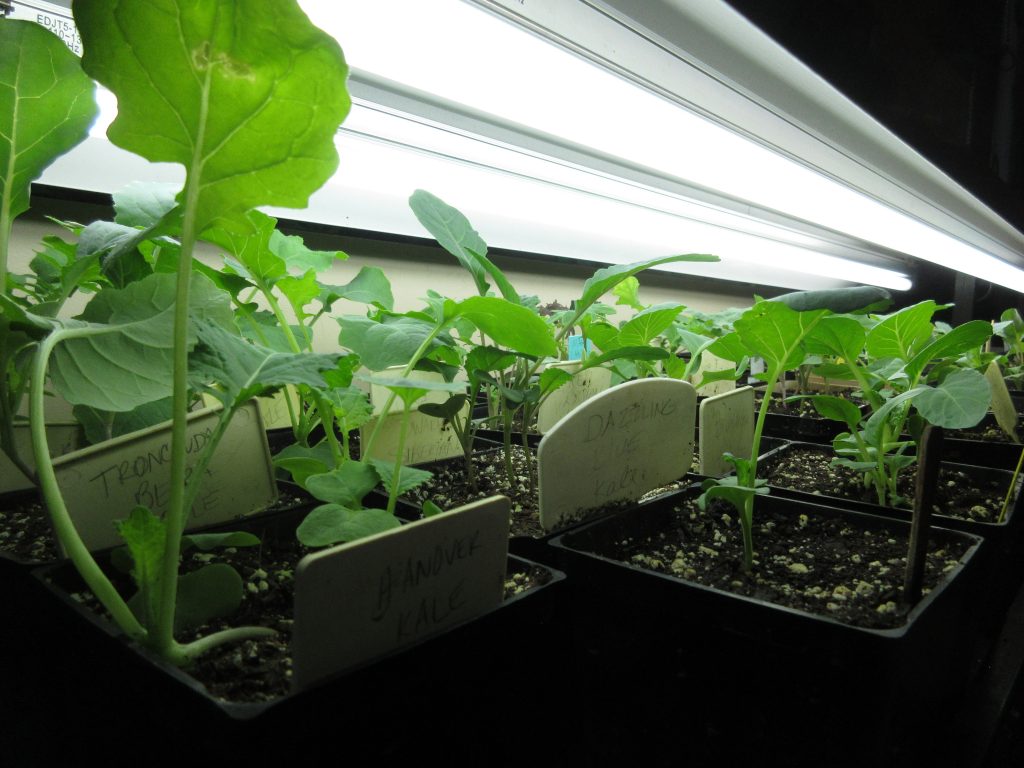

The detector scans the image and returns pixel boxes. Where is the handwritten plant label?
[257,386,297,430]
[698,387,754,476]
[536,362,613,434]
[292,495,510,688]
[360,402,470,466]
[51,401,276,551]
[0,423,82,494]
[370,367,457,416]
[691,352,735,396]
[538,378,696,531]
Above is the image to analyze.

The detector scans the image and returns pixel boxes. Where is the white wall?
[9,194,756,354]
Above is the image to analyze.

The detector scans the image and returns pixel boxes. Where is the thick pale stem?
[173,625,277,665]
[154,65,213,659]
[30,329,145,640]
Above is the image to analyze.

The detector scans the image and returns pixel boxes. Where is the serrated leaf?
[455,296,556,358]
[539,367,574,396]
[48,272,231,411]
[368,458,434,496]
[866,301,943,361]
[339,314,449,371]
[113,181,180,228]
[617,303,686,346]
[115,506,168,631]
[734,301,828,373]
[269,229,344,273]
[706,331,748,364]
[203,210,286,288]
[0,20,98,240]
[296,504,401,547]
[611,276,645,311]
[305,461,379,507]
[189,320,339,408]
[75,0,351,232]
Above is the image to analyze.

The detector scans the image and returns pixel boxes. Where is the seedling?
[699,286,890,571]
[15,0,351,665]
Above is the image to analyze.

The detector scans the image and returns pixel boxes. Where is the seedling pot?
[547,487,983,767]
[22,502,567,765]
[762,440,1024,632]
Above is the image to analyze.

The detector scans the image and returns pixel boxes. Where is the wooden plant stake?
[903,425,944,606]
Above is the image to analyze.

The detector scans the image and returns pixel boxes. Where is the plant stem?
[386,399,412,516]
[154,65,212,661]
[173,625,277,665]
[30,328,145,641]
[361,324,444,459]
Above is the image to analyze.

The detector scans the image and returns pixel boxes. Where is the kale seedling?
[17,0,351,665]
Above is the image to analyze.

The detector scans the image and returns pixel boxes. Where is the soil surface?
[398,446,697,537]
[48,511,553,705]
[760,444,1011,522]
[607,492,971,630]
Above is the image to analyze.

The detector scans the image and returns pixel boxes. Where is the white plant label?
[699,386,754,477]
[538,378,696,531]
[292,495,510,688]
[692,352,735,396]
[536,362,612,434]
[360,404,469,466]
[0,423,82,494]
[52,401,276,551]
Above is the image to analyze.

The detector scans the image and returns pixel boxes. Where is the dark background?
[725,0,1024,317]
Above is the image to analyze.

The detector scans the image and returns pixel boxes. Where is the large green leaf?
[113,182,179,228]
[409,189,490,296]
[805,315,866,365]
[338,314,450,371]
[321,266,394,310]
[75,0,350,232]
[0,20,98,245]
[866,301,944,361]
[913,368,991,429]
[706,331,748,363]
[576,254,718,313]
[616,303,686,347]
[903,319,993,383]
[188,321,339,408]
[49,272,231,410]
[734,301,828,373]
[455,296,556,358]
